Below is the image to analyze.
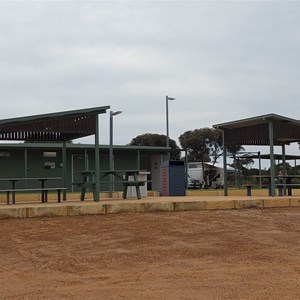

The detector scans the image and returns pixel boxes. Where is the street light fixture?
[166,95,175,159]
[109,110,122,197]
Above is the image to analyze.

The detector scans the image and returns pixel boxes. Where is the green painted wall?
[0,145,164,192]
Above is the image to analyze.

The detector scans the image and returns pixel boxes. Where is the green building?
[0,142,169,193]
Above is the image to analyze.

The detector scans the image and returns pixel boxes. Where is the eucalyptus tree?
[129,133,181,160]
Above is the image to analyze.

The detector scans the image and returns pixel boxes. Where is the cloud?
[0,0,300,156]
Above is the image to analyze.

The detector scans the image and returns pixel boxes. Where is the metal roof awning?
[0,106,110,142]
[213,113,300,146]
[213,113,300,197]
[0,106,110,202]
[237,153,300,160]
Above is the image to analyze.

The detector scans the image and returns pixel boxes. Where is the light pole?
[109,110,122,198]
[166,95,175,159]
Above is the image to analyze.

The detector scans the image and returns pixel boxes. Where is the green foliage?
[179,128,222,163]
[226,145,245,156]
[129,133,181,160]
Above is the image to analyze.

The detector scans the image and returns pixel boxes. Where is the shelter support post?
[282,144,286,175]
[185,149,188,190]
[94,115,100,201]
[233,154,237,188]
[258,151,262,188]
[269,121,275,196]
[222,130,228,196]
[282,143,287,195]
[137,150,140,169]
[84,149,88,169]
[24,148,28,188]
[62,141,67,200]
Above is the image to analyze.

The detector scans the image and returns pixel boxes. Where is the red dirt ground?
[0,208,300,299]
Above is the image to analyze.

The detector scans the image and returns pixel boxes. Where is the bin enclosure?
[160,161,185,196]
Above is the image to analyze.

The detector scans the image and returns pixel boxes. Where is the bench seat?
[122,181,146,186]
[243,184,269,196]
[275,183,300,196]
[0,187,66,205]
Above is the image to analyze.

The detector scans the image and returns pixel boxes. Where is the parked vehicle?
[187,162,234,189]
[187,175,202,189]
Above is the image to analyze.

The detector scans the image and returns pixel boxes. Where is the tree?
[129,133,181,160]
[179,128,222,163]
[209,128,223,164]
[226,144,245,171]
[226,145,245,157]
[179,128,223,186]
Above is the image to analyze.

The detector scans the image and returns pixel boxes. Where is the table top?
[74,170,141,174]
[73,170,95,175]
[101,170,140,174]
[0,177,62,181]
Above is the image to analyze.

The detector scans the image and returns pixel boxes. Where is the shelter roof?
[237,153,300,160]
[0,106,110,142]
[213,113,300,145]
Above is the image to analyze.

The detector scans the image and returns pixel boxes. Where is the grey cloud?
[1,1,300,151]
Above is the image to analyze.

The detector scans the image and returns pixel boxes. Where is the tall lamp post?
[109,110,122,198]
[166,95,175,159]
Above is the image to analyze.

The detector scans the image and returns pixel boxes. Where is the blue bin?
[160,160,185,196]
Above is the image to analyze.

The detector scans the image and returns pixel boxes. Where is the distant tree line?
[128,128,252,170]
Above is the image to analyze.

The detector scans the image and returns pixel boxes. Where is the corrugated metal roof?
[213,113,300,130]
[213,113,300,145]
[0,106,110,142]
[236,153,300,160]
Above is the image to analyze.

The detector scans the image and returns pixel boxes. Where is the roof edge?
[0,106,111,126]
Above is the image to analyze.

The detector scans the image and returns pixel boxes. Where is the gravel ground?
[0,208,300,300]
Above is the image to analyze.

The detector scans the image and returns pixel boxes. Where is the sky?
[1,0,300,160]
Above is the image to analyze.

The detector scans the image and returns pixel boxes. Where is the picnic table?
[0,177,64,204]
[73,170,147,200]
[253,175,300,196]
[100,170,147,199]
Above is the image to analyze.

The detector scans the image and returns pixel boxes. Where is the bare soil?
[0,208,300,300]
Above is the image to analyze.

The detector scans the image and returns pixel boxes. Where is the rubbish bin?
[160,160,185,196]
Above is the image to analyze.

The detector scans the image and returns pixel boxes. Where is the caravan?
[187,162,234,189]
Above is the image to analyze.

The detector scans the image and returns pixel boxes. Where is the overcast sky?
[1,0,300,158]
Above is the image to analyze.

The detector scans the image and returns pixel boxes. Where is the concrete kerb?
[290,198,300,206]
[0,206,27,219]
[235,199,264,209]
[0,196,300,219]
[67,203,106,216]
